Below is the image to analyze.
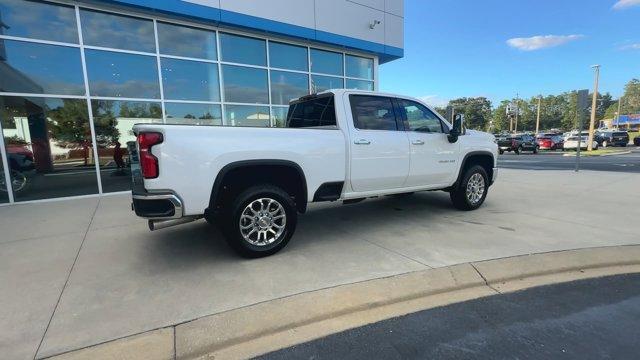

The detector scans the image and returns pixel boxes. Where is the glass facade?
[0,0,376,203]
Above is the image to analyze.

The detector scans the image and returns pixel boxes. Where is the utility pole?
[535,96,542,134]
[587,65,600,151]
[514,93,519,133]
[615,96,622,129]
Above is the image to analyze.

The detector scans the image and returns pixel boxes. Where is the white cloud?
[619,43,640,50]
[506,34,584,51]
[419,95,449,108]
[613,0,640,10]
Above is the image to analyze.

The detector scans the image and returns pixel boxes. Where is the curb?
[46,245,640,360]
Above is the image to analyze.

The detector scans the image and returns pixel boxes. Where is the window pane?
[350,95,397,131]
[0,96,98,201]
[221,65,268,104]
[165,103,222,126]
[85,49,160,99]
[398,100,443,133]
[311,75,344,93]
[224,105,269,127]
[0,0,78,43]
[287,96,336,128]
[346,55,374,79]
[270,70,308,105]
[0,40,85,95]
[271,107,287,127]
[310,49,343,76]
[80,9,155,52]
[161,58,220,101]
[0,151,7,203]
[157,22,217,60]
[269,42,307,71]
[219,33,266,66]
[91,100,162,192]
[346,79,374,91]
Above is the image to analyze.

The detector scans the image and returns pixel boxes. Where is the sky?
[379,0,640,107]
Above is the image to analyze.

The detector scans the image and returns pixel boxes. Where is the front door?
[348,94,410,192]
[396,99,459,187]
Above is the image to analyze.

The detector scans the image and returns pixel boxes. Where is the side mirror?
[448,114,464,143]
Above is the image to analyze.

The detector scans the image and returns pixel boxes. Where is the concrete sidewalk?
[1,169,639,359]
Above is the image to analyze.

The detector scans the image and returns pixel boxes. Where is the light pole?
[535,95,542,134]
[615,96,622,129]
[514,93,519,133]
[587,65,600,151]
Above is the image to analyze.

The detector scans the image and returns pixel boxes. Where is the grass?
[562,148,631,156]
[629,132,639,144]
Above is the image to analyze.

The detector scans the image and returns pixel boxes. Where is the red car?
[536,135,563,150]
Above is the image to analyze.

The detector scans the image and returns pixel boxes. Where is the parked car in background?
[497,134,538,154]
[536,133,564,150]
[563,136,599,151]
[599,131,629,147]
[634,136,640,146]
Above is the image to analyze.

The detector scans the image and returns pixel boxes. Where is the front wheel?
[450,165,489,211]
[515,146,521,155]
[221,185,297,258]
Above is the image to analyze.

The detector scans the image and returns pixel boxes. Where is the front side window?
[286,96,336,128]
[350,95,397,131]
[398,99,444,133]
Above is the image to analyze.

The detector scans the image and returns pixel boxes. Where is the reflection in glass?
[271,106,288,128]
[224,105,270,127]
[346,79,374,91]
[0,40,85,95]
[80,9,155,52]
[157,22,217,60]
[310,49,343,76]
[270,71,308,105]
[222,65,268,104]
[165,103,222,126]
[0,96,98,201]
[269,42,308,71]
[0,149,8,203]
[161,58,220,101]
[91,100,161,192]
[311,75,344,93]
[346,55,374,80]
[219,33,266,66]
[85,49,160,99]
[0,0,78,43]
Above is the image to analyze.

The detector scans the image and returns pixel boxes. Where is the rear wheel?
[533,146,538,154]
[220,185,297,258]
[515,146,521,155]
[602,140,608,148]
[499,149,504,155]
[450,165,489,211]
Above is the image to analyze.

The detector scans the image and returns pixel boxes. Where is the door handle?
[354,139,371,145]
[412,140,425,145]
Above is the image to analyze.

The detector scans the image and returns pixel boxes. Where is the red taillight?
[137,132,163,179]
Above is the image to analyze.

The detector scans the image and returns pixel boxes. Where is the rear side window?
[350,95,398,131]
[286,95,336,128]
[613,132,628,137]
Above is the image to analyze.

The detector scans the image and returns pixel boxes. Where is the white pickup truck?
[131,89,498,257]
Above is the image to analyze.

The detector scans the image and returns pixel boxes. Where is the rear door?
[347,94,410,192]
[395,98,459,187]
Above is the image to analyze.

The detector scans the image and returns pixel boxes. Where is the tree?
[621,78,640,114]
[47,99,92,166]
[448,97,492,130]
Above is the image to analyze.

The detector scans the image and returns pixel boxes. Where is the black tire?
[220,185,297,258]
[515,146,521,155]
[450,165,489,211]
[499,149,504,155]
[533,146,538,154]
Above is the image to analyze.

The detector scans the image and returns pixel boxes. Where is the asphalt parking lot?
[498,146,640,173]
[261,273,640,360]
[1,168,639,359]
